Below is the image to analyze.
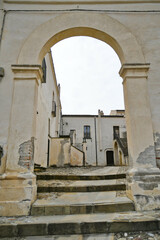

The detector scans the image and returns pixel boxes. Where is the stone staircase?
[1,167,160,238]
[31,169,133,216]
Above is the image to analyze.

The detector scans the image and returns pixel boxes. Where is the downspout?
[98,110,103,151]
[60,115,63,136]
[0,10,7,49]
[94,117,98,166]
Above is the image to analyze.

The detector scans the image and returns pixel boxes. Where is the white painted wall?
[62,115,126,166]
[34,52,61,167]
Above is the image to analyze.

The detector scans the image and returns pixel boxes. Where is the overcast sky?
[51,36,124,115]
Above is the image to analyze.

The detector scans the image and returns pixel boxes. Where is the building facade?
[61,110,127,167]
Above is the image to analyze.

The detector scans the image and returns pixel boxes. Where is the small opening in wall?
[106,150,114,166]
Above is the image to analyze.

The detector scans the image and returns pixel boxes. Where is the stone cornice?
[11,65,43,85]
[119,63,150,81]
[4,0,160,4]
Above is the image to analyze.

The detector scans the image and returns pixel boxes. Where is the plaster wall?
[34,52,61,167]
[70,146,83,166]
[50,137,71,167]
[62,115,126,166]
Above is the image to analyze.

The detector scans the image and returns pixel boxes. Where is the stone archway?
[17,12,144,65]
[3,11,159,215]
[14,12,154,167]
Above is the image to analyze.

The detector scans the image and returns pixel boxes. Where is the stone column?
[0,65,43,216]
[120,64,160,211]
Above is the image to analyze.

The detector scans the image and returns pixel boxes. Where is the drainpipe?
[0,10,7,49]
[94,117,98,166]
[98,110,103,151]
[0,9,6,81]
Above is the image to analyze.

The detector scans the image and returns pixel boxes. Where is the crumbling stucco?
[136,145,155,167]
[134,194,160,211]
[139,183,158,190]
[0,146,3,165]
[18,137,34,169]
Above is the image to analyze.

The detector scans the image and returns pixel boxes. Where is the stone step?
[37,179,126,193]
[0,211,160,237]
[36,173,126,181]
[31,201,134,216]
[31,199,134,216]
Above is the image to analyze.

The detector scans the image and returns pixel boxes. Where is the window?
[84,125,91,139]
[113,126,119,139]
[42,58,47,83]
[52,100,56,117]
[51,92,56,117]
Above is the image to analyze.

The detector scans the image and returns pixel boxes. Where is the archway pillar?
[0,65,43,216]
[120,64,160,211]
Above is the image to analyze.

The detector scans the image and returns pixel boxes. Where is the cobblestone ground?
[114,231,160,240]
[114,232,160,240]
[38,166,103,175]
[36,166,129,176]
[1,232,160,240]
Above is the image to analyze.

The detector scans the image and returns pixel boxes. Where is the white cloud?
[51,36,124,115]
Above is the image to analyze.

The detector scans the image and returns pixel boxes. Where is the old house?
[60,110,128,167]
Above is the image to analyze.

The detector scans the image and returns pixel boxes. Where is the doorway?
[106,150,114,166]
